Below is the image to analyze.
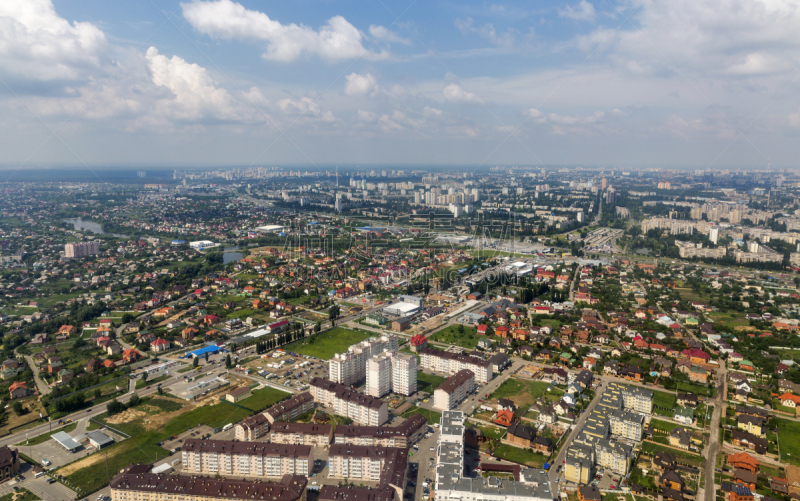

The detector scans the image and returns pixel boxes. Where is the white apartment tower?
[366,351,417,397]
[329,334,399,386]
[367,353,393,398]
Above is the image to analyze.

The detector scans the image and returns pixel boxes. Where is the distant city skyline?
[1,0,798,169]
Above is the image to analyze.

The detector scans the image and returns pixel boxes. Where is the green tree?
[128,393,140,407]
[193,357,199,368]
[141,372,148,383]
[225,354,232,369]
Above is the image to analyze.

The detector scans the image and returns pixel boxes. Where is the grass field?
[492,444,546,467]
[0,488,40,501]
[650,418,683,434]
[282,327,373,360]
[66,398,255,494]
[489,379,561,408]
[428,324,479,349]
[15,422,77,446]
[235,387,291,412]
[653,390,677,416]
[778,418,800,466]
[417,372,447,394]
[402,406,442,424]
[676,381,711,396]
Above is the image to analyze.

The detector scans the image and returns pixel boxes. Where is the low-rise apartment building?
[234,413,270,441]
[335,414,427,448]
[181,440,313,477]
[310,378,389,426]
[110,465,307,501]
[434,370,476,411]
[264,392,315,424]
[418,348,493,384]
[270,422,333,447]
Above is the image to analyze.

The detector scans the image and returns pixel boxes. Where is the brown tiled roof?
[437,370,474,394]
[181,439,312,458]
[110,466,306,501]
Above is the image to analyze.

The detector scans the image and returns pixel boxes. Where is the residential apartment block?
[334,414,428,448]
[310,378,389,426]
[264,392,315,424]
[609,409,644,441]
[110,465,307,501]
[329,335,399,386]
[65,241,100,258]
[367,351,417,397]
[181,440,313,477]
[433,369,476,411]
[621,385,654,415]
[565,443,595,484]
[418,348,493,383]
[270,422,333,447]
[434,410,554,501]
[328,444,408,486]
[234,413,270,441]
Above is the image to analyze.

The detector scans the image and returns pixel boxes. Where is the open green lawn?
[15,422,77,446]
[227,308,255,319]
[653,390,677,416]
[0,488,40,501]
[66,398,255,494]
[492,444,546,467]
[282,327,373,360]
[676,381,711,396]
[235,387,291,412]
[402,406,442,424]
[490,379,561,406]
[417,372,447,394]
[778,418,800,466]
[428,324,479,349]
[650,418,683,434]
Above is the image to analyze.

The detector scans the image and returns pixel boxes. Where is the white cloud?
[0,0,107,81]
[277,96,336,122]
[182,0,388,62]
[443,83,484,104]
[558,0,596,22]
[454,17,515,47]
[662,114,736,140]
[344,72,379,96]
[145,46,246,122]
[423,106,443,117]
[369,25,410,45]
[580,0,800,77]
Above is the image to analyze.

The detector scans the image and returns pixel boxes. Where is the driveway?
[22,354,52,395]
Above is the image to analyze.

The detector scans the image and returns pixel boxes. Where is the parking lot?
[17,418,125,471]
[0,464,77,501]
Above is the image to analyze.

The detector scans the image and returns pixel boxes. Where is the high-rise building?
[65,241,100,258]
[710,227,719,244]
[367,353,393,398]
[366,351,417,397]
[329,335,399,386]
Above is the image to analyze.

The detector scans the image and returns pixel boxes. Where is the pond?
[223,245,243,264]
[63,218,128,238]
[634,247,652,255]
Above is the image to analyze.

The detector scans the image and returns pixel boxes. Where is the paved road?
[22,354,52,396]
[702,360,727,501]
[548,380,607,492]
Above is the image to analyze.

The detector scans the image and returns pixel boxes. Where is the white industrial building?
[189,240,217,250]
[255,225,285,233]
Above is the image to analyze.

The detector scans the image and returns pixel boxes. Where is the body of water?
[634,247,652,255]
[63,218,128,238]
[223,245,243,264]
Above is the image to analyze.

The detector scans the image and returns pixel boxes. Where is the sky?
[0,0,799,170]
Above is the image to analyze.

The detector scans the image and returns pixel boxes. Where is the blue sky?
[0,0,799,169]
